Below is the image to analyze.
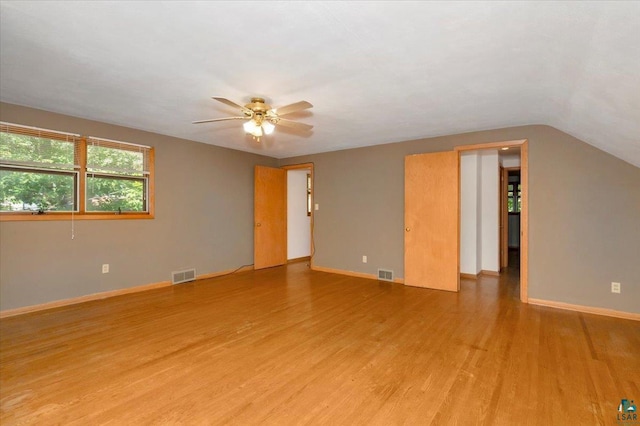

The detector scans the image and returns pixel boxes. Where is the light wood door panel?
[254,165,287,269]
[404,151,459,291]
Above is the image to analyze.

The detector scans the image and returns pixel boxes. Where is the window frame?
[1,123,154,221]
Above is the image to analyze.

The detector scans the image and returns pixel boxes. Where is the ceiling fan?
[193,97,313,140]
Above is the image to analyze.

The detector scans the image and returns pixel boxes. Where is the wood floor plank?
[1,262,639,425]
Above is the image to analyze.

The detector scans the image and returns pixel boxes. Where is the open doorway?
[282,164,314,265]
[456,140,528,302]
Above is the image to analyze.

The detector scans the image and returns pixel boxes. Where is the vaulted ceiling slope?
[1,1,638,165]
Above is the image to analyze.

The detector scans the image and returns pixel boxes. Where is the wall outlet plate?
[362,255,367,263]
[102,264,109,274]
[611,282,621,293]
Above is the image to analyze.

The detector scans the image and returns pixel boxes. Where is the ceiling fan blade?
[275,118,313,131]
[192,116,247,124]
[273,101,313,116]
[212,97,252,113]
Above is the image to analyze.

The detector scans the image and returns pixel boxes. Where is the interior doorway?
[282,163,314,265]
[285,167,312,262]
[456,140,528,303]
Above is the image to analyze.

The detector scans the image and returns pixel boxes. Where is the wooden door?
[404,151,459,291]
[254,165,287,269]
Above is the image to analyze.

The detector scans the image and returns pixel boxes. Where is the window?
[0,122,154,220]
[86,137,150,213]
[306,173,312,216]
[506,170,522,213]
[507,183,521,213]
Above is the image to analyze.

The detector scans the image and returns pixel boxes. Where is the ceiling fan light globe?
[262,121,275,135]
[243,120,257,133]
[252,126,263,137]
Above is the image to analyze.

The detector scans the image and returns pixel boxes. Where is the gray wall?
[2,103,638,315]
[280,125,640,314]
[0,103,277,310]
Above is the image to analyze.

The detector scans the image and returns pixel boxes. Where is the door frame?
[455,140,529,303]
[281,163,315,268]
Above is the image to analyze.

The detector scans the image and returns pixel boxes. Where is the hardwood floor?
[1,263,638,425]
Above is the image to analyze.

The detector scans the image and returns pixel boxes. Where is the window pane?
[0,132,76,169]
[0,168,76,211]
[87,145,144,176]
[86,175,145,212]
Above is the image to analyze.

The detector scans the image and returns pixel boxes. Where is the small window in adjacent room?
[507,172,521,213]
[306,173,312,216]
[0,122,155,220]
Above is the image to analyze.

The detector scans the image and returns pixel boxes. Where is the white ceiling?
[1,1,639,165]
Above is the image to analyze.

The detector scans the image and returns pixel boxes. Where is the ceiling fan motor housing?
[246,98,270,113]
[245,98,272,124]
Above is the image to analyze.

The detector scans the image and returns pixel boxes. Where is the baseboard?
[0,265,256,319]
[311,265,405,284]
[197,265,254,280]
[0,280,171,319]
[460,273,479,280]
[461,271,499,279]
[287,256,311,264]
[528,298,640,321]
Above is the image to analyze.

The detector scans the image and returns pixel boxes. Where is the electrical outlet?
[314,203,319,211]
[102,264,109,274]
[611,282,620,294]
[362,255,367,263]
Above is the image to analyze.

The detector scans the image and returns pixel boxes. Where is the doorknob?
[256,223,261,227]
[405,227,410,232]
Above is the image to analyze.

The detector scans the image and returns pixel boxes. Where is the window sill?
[0,213,154,222]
